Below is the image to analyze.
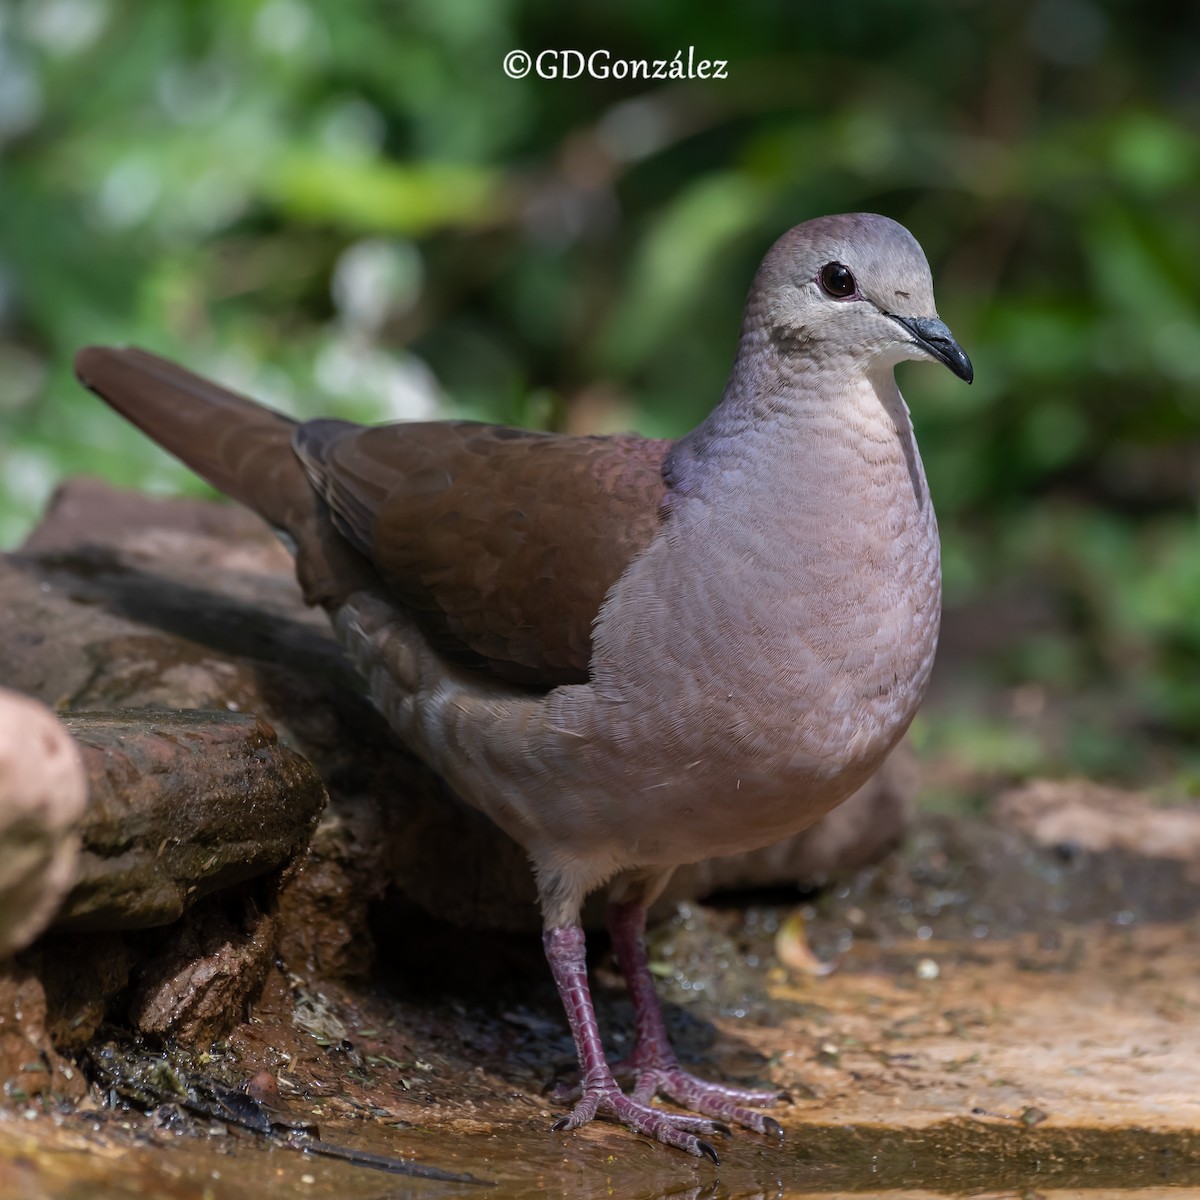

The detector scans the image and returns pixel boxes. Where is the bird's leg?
[542,924,725,1160]
[607,900,787,1139]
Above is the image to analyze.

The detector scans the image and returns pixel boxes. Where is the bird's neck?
[666,325,928,514]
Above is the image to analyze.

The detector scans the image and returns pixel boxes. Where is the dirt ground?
[4,810,1199,1200]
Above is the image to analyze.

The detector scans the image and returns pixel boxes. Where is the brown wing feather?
[294,420,670,686]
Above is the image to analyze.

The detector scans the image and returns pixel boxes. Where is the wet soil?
[4,809,1198,1200]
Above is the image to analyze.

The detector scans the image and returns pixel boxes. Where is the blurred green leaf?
[265,152,504,234]
[595,172,770,372]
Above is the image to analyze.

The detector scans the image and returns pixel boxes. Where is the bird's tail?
[74,346,375,606]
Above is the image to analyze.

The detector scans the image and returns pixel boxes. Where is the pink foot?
[544,924,727,1160]
[553,1078,726,1160]
[608,899,789,1140]
[622,1060,785,1139]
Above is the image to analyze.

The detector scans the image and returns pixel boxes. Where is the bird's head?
[753,213,973,384]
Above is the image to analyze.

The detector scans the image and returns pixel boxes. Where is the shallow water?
[7,1106,1200,1200]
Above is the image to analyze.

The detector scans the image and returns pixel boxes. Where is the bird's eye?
[819,262,857,299]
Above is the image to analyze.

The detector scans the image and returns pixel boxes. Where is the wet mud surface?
[5,810,1199,1200]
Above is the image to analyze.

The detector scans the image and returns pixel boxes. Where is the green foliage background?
[0,0,1196,787]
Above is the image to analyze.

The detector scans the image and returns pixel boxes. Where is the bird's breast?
[588,414,941,793]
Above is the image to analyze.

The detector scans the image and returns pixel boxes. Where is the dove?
[75,212,971,1160]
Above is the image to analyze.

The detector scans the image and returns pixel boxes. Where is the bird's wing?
[294,420,670,686]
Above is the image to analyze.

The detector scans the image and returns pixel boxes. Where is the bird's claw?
[630,1065,789,1140]
[551,1080,728,1160]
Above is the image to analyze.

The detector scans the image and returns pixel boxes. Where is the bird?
[75,212,972,1161]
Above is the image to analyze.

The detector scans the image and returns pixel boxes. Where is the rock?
[995,779,1200,863]
[0,689,87,958]
[126,897,277,1044]
[54,710,326,932]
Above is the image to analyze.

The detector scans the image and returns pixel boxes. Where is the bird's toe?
[551,1080,731,1157]
[643,1066,790,1138]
